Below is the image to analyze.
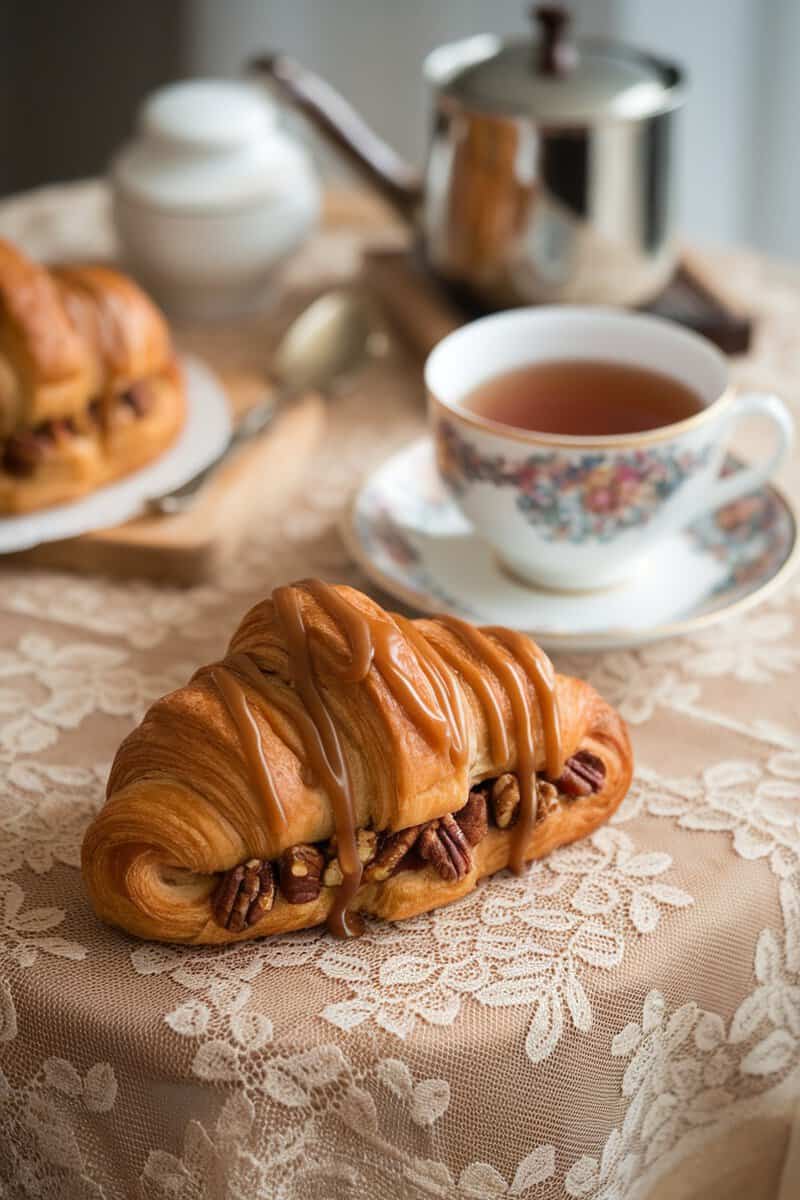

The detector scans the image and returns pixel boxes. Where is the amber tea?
[460,359,705,436]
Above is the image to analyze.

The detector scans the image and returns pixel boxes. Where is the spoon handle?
[146,394,281,517]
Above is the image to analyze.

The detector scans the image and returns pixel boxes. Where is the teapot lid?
[425,6,683,124]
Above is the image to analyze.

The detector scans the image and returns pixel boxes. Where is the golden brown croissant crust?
[0,239,184,513]
[82,582,633,943]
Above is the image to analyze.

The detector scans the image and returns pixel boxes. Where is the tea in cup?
[426,308,793,590]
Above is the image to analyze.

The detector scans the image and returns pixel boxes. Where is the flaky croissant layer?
[82,581,633,942]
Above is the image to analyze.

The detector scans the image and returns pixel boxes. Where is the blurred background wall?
[2,0,797,258]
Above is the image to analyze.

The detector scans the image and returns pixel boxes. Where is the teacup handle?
[704,391,794,513]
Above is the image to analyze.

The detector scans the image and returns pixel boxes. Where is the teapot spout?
[250,53,422,223]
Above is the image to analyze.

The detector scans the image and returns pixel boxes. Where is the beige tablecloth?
[1,182,800,1200]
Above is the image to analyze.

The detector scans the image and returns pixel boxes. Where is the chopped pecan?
[47,417,78,441]
[364,825,422,882]
[553,750,606,798]
[121,381,155,418]
[279,844,324,904]
[536,780,559,822]
[323,829,377,886]
[1,416,82,477]
[322,859,343,887]
[2,431,47,477]
[418,813,472,882]
[456,789,489,846]
[491,773,520,829]
[213,859,275,932]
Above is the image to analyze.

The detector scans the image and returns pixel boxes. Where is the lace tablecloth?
[1,182,800,1200]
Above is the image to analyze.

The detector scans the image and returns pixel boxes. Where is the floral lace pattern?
[0,1052,118,1197]
[1,182,799,1199]
[564,874,800,1198]
[129,825,692,1061]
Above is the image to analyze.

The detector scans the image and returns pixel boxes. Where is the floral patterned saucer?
[343,438,799,652]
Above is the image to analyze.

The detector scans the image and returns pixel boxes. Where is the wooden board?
[10,375,326,585]
[363,247,754,359]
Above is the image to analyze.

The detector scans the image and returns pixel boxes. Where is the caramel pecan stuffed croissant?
[0,238,184,513]
[82,581,633,942]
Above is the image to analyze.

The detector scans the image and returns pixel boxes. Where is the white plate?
[343,437,800,652]
[0,355,231,553]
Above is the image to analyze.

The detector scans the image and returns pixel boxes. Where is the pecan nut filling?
[212,859,276,932]
[1,386,157,478]
[279,845,324,904]
[212,751,607,929]
[456,790,489,846]
[418,813,472,882]
[555,749,606,795]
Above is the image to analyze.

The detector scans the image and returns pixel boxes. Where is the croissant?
[0,238,184,513]
[82,581,633,943]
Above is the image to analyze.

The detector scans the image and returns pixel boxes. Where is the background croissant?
[0,237,184,512]
[82,582,633,943]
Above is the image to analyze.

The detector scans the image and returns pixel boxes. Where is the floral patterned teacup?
[427,308,794,591]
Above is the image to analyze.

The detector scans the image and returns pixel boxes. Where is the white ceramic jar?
[110,79,320,320]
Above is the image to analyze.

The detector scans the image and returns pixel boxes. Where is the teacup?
[426,307,794,591]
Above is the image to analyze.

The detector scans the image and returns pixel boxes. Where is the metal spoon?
[148,289,379,515]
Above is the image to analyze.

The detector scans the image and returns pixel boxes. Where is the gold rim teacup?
[426,307,794,591]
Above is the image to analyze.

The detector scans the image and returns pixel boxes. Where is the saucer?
[342,438,799,652]
[0,355,231,554]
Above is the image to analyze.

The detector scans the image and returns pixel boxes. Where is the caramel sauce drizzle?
[210,664,288,839]
[484,628,562,779]
[272,585,364,938]
[210,579,562,935]
[225,651,323,787]
[435,616,563,875]
[304,579,451,757]
[429,620,510,765]
[392,613,468,768]
[302,578,374,681]
[485,626,563,873]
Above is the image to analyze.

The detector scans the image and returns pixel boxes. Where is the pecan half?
[456,789,489,846]
[364,825,422,882]
[323,859,343,887]
[553,750,606,798]
[323,829,377,886]
[418,813,472,882]
[213,859,275,932]
[279,844,324,904]
[491,773,520,829]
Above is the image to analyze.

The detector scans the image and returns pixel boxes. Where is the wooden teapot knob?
[531,5,577,77]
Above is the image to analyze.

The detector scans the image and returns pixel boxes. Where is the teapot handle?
[250,53,423,223]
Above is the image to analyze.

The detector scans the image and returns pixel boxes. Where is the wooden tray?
[363,247,754,359]
[9,373,326,586]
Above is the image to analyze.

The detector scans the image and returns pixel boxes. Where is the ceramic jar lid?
[141,79,275,149]
[111,79,304,212]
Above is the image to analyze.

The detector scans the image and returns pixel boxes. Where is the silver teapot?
[253,5,685,310]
